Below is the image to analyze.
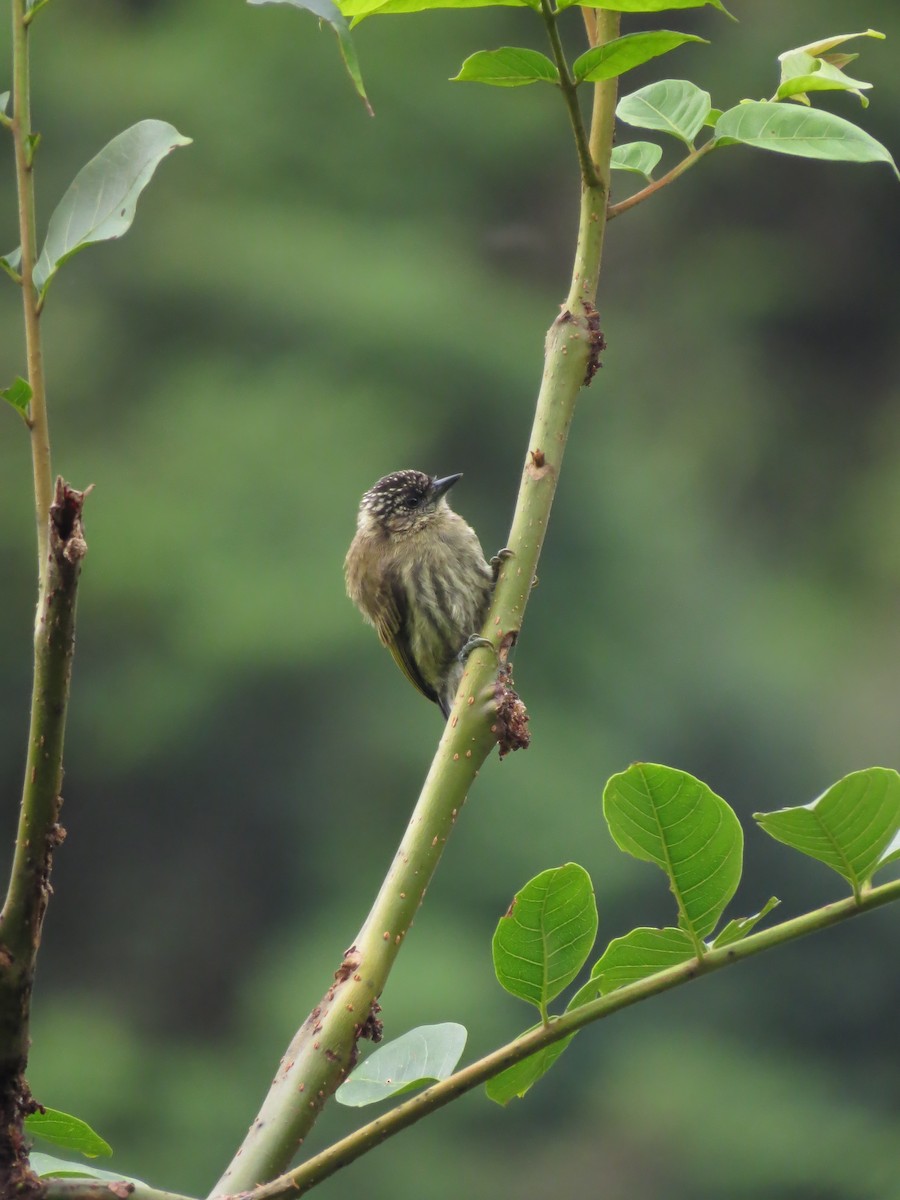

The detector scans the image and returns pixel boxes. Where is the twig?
[9,0,53,586]
[0,481,88,1191]
[608,139,717,219]
[43,1179,197,1200]
[540,0,599,188]
[245,877,900,1199]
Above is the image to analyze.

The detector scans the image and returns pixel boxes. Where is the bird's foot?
[457,635,497,664]
[490,547,514,582]
[490,547,538,589]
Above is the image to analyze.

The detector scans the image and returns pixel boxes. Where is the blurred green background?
[1,0,898,1197]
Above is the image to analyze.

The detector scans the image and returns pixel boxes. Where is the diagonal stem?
[608,139,716,219]
[210,13,622,1197]
[241,877,900,1199]
[42,878,900,1200]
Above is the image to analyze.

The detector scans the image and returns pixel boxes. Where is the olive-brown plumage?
[345,470,493,718]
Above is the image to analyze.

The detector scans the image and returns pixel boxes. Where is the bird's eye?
[403,495,419,509]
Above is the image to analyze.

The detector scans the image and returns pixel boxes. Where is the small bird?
[345,470,494,718]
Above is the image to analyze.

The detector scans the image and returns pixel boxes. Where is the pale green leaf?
[0,91,9,114]
[565,0,731,14]
[616,79,712,146]
[574,31,706,84]
[777,50,873,108]
[603,764,743,942]
[1,376,32,416]
[588,926,696,994]
[789,29,884,59]
[335,1023,466,1106]
[711,896,780,949]
[877,830,900,872]
[610,141,662,180]
[485,1026,574,1105]
[341,0,536,21]
[714,102,898,177]
[25,1108,111,1158]
[29,1154,143,1185]
[823,53,859,70]
[249,0,370,111]
[493,863,598,1015]
[1,246,22,280]
[452,48,559,88]
[34,120,191,297]
[754,767,900,895]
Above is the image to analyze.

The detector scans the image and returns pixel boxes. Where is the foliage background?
[1,0,898,1197]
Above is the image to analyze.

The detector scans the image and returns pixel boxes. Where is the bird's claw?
[458,635,497,664]
[490,547,514,582]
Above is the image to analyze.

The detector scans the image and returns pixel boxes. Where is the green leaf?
[492,863,598,1017]
[754,767,900,897]
[711,896,780,949]
[33,120,191,298]
[1,246,22,280]
[1,376,32,416]
[573,31,706,84]
[485,1027,574,1105]
[877,830,900,872]
[566,0,731,14]
[249,0,371,112]
[341,0,537,22]
[334,1023,467,1106]
[790,29,884,59]
[586,926,696,995]
[451,48,559,88]
[616,79,712,147]
[610,141,662,180]
[29,1154,144,1185]
[714,102,899,178]
[0,91,9,114]
[776,50,873,108]
[25,131,41,164]
[603,764,743,944]
[25,1108,111,1158]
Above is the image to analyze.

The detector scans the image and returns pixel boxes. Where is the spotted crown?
[361,470,432,518]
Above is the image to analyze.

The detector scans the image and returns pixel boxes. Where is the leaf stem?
[11,0,53,587]
[24,0,53,21]
[607,139,716,219]
[243,877,900,1200]
[541,0,599,188]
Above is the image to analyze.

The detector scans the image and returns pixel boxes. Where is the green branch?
[39,878,900,1200]
[0,480,87,1186]
[243,877,900,1200]
[540,0,599,188]
[607,139,716,219]
[10,0,53,586]
[43,1181,197,1200]
[210,14,624,1196]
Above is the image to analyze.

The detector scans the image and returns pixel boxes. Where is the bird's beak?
[431,473,463,500]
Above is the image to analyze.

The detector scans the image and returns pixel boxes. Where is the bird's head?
[357,470,462,536]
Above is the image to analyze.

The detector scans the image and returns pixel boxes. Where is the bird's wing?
[374,583,439,706]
